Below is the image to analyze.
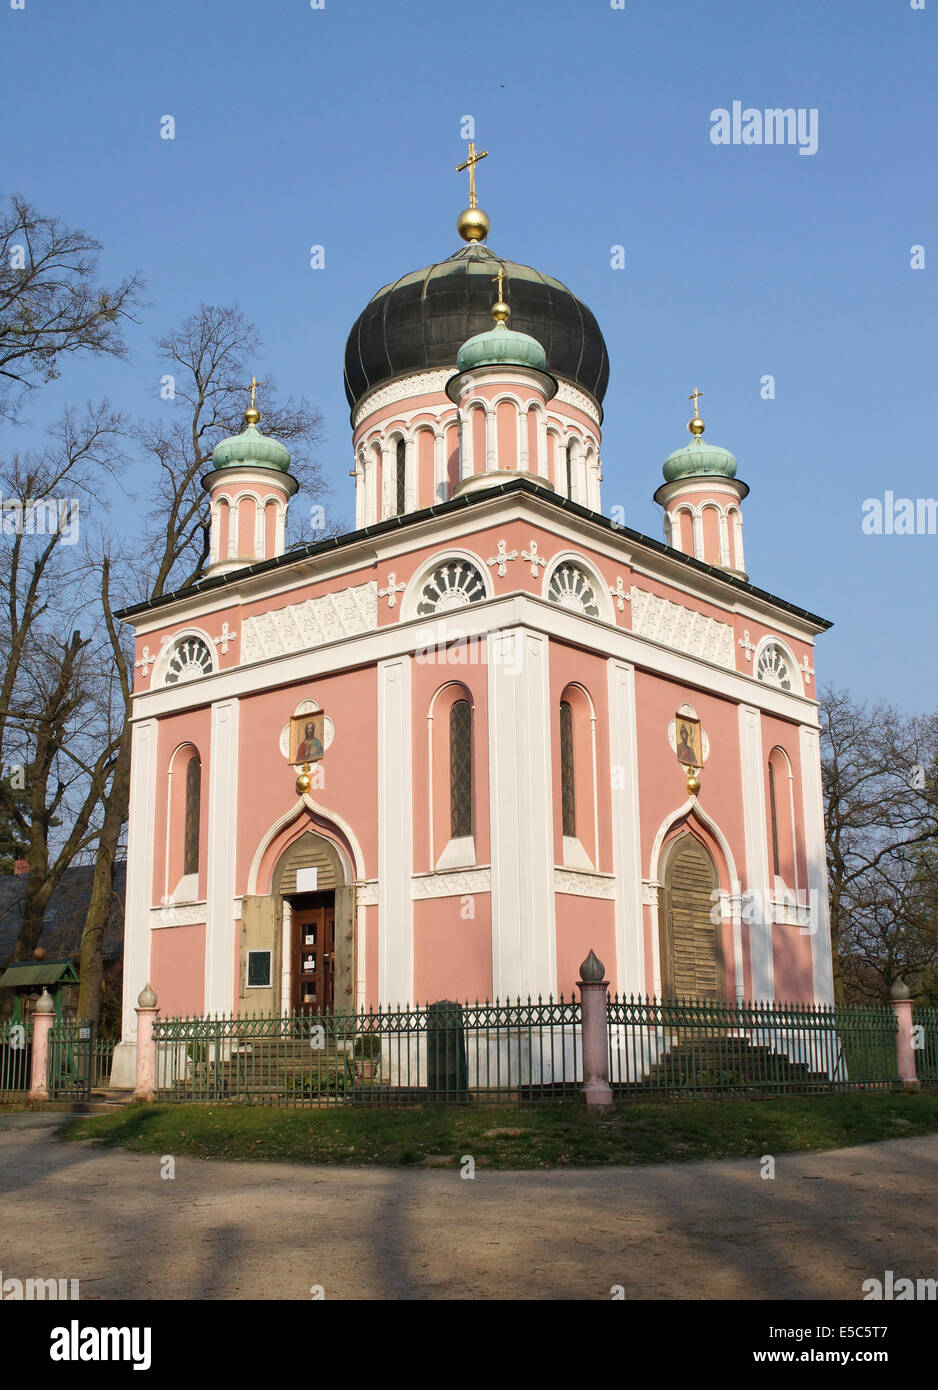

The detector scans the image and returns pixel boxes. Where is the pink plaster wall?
[150,923,205,1018]
[412,896,493,1003]
[555,895,616,999]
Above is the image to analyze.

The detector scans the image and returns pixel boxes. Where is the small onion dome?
[211,413,291,474]
[456,320,548,374]
[662,436,738,484]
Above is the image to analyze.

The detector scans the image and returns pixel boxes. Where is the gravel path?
[0,1126,935,1300]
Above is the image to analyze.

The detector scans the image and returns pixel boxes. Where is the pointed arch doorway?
[659,832,725,1002]
[271,832,354,1015]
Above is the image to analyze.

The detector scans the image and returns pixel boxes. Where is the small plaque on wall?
[247,950,272,988]
[296,867,318,893]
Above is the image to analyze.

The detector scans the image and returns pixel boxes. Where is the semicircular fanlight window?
[756,643,793,692]
[547,562,600,618]
[163,637,214,686]
[416,560,487,616]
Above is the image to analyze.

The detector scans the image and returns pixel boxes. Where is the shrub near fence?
[147,992,914,1108]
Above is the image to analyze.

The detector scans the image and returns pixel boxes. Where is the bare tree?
[0,195,142,423]
[77,304,332,1021]
[821,686,938,1001]
[0,405,127,994]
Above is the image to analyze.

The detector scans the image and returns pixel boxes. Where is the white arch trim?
[752,635,805,697]
[648,796,741,892]
[541,549,617,625]
[246,793,366,896]
[399,547,493,622]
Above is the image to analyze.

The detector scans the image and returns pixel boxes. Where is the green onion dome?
[456,320,548,373]
[211,415,291,473]
[662,436,738,484]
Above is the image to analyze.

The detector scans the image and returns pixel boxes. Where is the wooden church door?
[660,834,725,1002]
[291,900,335,1014]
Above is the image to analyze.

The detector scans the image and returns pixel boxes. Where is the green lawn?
[58,1091,938,1169]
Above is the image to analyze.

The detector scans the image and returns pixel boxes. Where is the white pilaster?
[485,405,497,471]
[738,703,773,1000]
[798,725,835,1004]
[380,442,393,519]
[111,718,159,1086]
[488,628,556,998]
[404,437,416,512]
[205,698,240,1014]
[607,660,644,995]
[378,657,413,1005]
[433,430,446,502]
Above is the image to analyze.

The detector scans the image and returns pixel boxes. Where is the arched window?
[565,442,575,499]
[183,756,201,876]
[162,636,213,686]
[396,438,406,516]
[449,700,472,838]
[767,759,781,879]
[548,561,601,617]
[560,700,576,836]
[756,643,793,691]
[416,558,487,616]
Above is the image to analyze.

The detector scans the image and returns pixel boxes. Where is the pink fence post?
[134,984,159,1102]
[28,989,55,1103]
[890,978,919,1090]
[578,949,613,1110]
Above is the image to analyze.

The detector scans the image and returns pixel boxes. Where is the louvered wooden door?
[661,835,724,1001]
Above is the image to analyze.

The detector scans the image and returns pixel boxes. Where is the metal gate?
[47,1021,95,1101]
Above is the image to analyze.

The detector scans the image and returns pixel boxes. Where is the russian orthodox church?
[111,149,834,1084]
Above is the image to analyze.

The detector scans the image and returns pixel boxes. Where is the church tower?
[345,147,607,521]
[202,385,298,577]
[654,390,749,579]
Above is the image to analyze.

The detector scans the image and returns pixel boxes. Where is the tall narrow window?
[560,700,576,836]
[396,438,406,516]
[449,700,472,838]
[565,443,575,500]
[767,759,781,878]
[184,756,201,877]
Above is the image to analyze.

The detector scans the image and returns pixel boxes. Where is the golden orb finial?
[245,375,261,426]
[491,266,510,323]
[686,769,701,797]
[295,763,312,795]
[456,141,490,242]
[687,386,705,438]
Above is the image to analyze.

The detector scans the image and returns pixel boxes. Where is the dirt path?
[0,1126,935,1300]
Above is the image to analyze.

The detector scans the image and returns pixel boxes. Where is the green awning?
[0,959,79,988]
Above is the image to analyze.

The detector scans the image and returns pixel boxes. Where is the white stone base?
[109,1040,137,1089]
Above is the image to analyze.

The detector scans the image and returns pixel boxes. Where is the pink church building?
[110,198,834,1084]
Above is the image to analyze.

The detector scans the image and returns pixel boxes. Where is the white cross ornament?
[800,655,815,686]
[738,630,756,662]
[378,573,406,608]
[212,622,237,654]
[609,576,631,612]
[521,541,548,577]
[135,646,155,678]
[486,540,518,577]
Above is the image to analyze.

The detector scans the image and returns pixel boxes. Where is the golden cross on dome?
[492,266,505,299]
[250,376,260,409]
[456,142,488,209]
[689,386,703,418]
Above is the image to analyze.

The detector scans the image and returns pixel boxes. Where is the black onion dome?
[344,243,609,413]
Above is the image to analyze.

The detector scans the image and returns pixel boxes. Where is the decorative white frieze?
[353,370,452,428]
[554,381,601,427]
[150,901,208,929]
[411,868,492,899]
[241,581,378,662]
[630,587,735,668]
[553,868,616,899]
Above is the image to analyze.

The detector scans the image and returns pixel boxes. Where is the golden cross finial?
[688,386,705,438]
[689,386,703,419]
[456,141,488,209]
[493,266,505,299]
[250,375,260,409]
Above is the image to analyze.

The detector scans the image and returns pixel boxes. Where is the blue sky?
[2,0,935,710]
